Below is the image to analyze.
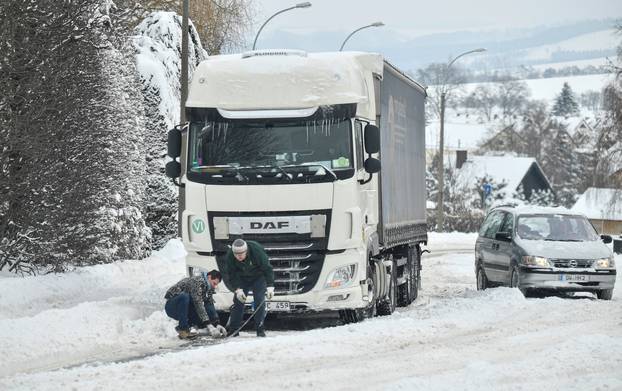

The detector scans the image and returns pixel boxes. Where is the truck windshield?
[516,214,600,242]
[186,107,355,184]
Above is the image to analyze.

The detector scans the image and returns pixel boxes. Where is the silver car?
[475,206,616,299]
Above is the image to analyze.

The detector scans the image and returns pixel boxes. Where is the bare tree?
[416,63,467,120]
[466,85,497,122]
[135,0,255,54]
[495,78,530,121]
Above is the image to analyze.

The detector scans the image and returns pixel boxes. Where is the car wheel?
[597,289,613,300]
[476,265,489,290]
[510,266,527,297]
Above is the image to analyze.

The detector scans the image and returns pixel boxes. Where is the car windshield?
[516,214,600,241]
[186,106,354,184]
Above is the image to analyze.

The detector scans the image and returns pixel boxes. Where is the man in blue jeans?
[164,270,227,339]
[226,239,274,337]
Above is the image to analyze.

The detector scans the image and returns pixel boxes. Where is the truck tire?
[398,246,419,306]
[377,258,397,316]
[340,260,377,324]
[597,289,613,300]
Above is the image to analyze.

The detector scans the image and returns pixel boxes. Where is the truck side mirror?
[601,234,612,244]
[364,124,380,154]
[165,160,181,178]
[168,128,181,158]
[364,157,381,174]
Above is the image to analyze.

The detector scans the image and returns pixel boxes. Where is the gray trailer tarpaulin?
[378,61,427,248]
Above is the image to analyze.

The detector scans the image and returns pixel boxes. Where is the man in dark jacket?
[226,239,274,337]
[164,269,227,339]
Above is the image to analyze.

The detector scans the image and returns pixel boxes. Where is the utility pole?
[178,0,189,236]
[436,48,486,231]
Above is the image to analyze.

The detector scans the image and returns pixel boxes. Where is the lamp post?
[436,48,486,231]
[252,2,312,50]
[339,22,384,51]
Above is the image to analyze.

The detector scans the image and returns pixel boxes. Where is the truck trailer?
[166,50,427,322]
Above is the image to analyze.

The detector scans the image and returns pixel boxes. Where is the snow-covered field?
[426,73,613,150]
[1,233,621,390]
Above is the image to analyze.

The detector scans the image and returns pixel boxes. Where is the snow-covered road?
[1,233,621,390]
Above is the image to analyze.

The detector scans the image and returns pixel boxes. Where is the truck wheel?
[339,261,377,324]
[377,259,397,316]
[597,289,613,300]
[398,246,419,306]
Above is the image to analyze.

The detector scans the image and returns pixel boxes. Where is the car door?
[493,212,515,284]
[478,210,506,283]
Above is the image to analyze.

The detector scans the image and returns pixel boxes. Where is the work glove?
[207,324,227,338]
[235,288,246,303]
[266,286,275,300]
[215,324,227,338]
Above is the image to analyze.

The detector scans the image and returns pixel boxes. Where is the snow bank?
[0,240,187,376]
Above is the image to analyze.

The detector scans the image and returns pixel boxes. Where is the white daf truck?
[166,50,427,322]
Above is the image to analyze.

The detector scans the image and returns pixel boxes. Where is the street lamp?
[436,48,486,231]
[252,2,312,50]
[339,22,384,51]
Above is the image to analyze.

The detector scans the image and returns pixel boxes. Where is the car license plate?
[267,301,290,312]
[560,274,589,282]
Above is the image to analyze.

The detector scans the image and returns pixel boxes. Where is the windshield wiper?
[239,165,292,182]
[544,238,582,242]
[204,164,248,182]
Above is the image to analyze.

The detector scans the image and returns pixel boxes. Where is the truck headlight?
[521,256,551,267]
[324,264,357,289]
[593,257,615,269]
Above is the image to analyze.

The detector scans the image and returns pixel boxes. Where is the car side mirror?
[166,160,181,179]
[364,124,380,154]
[168,128,181,158]
[495,231,512,242]
[364,157,381,174]
[601,234,613,244]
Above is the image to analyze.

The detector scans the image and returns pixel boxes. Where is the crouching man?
[226,239,275,337]
[164,270,227,339]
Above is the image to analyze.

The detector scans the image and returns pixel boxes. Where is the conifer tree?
[552,82,580,117]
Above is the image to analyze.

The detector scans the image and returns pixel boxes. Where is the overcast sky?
[253,0,622,38]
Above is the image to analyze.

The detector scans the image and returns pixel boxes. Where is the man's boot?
[256,326,266,337]
[176,327,198,340]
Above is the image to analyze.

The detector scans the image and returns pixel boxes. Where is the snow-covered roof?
[455,155,550,196]
[187,50,383,116]
[571,187,622,221]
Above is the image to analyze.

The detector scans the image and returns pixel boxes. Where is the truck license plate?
[560,274,589,282]
[267,301,290,312]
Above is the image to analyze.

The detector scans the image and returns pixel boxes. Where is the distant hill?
[257,19,620,73]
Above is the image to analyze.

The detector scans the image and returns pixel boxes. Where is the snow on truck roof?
[186,50,384,111]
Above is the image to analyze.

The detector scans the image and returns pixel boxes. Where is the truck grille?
[208,210,331,295]
[551,259,592,268]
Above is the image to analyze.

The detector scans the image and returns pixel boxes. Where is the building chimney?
[456,150,468,169]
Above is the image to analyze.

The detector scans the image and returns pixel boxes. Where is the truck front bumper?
[186,249,371,313]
